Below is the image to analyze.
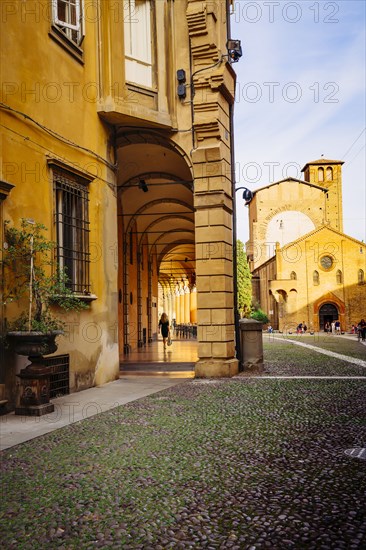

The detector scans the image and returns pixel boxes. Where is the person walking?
[359,319,366,342]
[159,312,170,349]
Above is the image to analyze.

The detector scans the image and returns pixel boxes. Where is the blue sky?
[231,0,366,244]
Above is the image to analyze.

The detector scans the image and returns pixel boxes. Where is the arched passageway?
[116,130,197,364]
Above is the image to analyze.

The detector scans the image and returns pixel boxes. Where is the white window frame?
[52,0,84,47]
[124,0,153,88]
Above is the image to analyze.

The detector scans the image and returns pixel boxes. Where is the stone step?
[120,362,195,378]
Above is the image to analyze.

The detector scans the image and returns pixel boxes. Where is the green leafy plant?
[250,307,269,324]
[3,219,88,332]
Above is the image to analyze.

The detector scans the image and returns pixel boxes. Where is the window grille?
[54,169,90,293]
[45,354,70,398]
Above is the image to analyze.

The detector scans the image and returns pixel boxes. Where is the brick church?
[247,158,366,332]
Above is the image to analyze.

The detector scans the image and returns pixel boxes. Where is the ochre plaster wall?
[1,1,119,396]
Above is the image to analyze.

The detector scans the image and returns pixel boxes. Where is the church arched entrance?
[319,303,339,330]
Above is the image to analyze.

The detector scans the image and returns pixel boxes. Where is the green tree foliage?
[236,239,252,317]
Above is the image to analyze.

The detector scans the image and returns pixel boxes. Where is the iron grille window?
[45,354,70,398]
[54,170,90,293]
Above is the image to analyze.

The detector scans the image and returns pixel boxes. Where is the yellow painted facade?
[248,159,366,332]
[1,0,240,408]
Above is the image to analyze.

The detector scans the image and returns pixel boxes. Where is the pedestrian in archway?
[359,319,366,342]
[159,312,170,349]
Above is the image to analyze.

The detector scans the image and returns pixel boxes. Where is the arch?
[119,172,193,194]
[318,167,324,182]
[313,292,346,332]
[290,271,297,280]
[116,130,194,176]
[139,215,194,249]
[336,269,342,284]
[288,289,298,314]
[326,166,333,181]
[358,269,365,284]
[124,198,194,235]
[313,270,319,285]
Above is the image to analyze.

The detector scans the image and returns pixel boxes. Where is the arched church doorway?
[319,303,339,330]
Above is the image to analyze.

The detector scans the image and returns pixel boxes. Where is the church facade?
[247,159,366,333]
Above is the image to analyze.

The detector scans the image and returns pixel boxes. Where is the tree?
[236,239,252,317]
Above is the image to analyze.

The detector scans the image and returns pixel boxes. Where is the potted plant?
[3,218,87,415]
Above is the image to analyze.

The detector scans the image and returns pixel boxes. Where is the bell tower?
[301,158,344,232]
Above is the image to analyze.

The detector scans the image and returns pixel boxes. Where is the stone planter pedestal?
[239,319,264,373]
[7,331,63,416]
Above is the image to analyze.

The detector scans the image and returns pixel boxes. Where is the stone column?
[179,287,185,324]
[184,284,190,323]
[175,288,181,324]
[190,285,197,323]
[187,0,238,377]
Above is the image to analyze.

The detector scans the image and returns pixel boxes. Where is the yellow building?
[1,0,241,409]
[247,159,366,332]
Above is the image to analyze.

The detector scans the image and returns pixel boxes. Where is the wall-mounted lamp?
[138,179,149,192]
[226,39,242,63]
[235,186,253,205]
[177,69,187,99]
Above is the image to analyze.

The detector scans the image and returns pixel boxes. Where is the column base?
[195,358,239,378]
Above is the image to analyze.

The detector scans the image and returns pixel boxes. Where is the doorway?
[319,303,339,330]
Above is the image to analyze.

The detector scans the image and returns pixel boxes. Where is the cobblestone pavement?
[1,338,365,549]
